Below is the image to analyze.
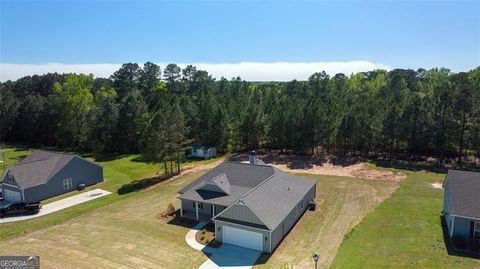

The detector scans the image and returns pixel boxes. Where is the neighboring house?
[191,146,217,159]
[442,170,480,250]
[0,150,103,203]
[178,152,316,253]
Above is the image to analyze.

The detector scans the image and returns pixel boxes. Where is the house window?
[6,172,14,183]
[63,178,72,190]
[475,222,480,240]
[199,203,203,209]
[193,202,196,208]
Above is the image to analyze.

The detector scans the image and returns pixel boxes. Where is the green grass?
[0,170,210,269]
[0,146,222,241]
[331,171,480,268]
[254,174,399,268]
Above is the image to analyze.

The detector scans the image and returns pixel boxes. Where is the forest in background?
[1,63,479,172]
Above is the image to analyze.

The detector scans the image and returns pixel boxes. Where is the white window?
[63,178,72,190]
[6,172,14,183]
[475,222,480,240]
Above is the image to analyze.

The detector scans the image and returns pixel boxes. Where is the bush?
[452,236,466,249]
[200,236,205,241]
[201,229,206,235]
[205,239,210,244]
[167,203,175,214]
[468,240,480,253]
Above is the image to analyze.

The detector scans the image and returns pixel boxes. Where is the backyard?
[331,170,480,268]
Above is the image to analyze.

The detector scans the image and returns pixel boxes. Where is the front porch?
[180,200,222,222]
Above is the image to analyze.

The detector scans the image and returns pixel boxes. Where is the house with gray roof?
[0,150,103,203]
[178,152,316,253]
[442,170,480,248]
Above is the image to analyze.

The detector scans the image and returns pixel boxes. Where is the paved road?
[0,189,111,223]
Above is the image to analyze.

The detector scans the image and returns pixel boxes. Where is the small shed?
[191,146,217,159]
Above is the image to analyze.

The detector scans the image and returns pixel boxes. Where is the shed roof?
[444,170,480,219]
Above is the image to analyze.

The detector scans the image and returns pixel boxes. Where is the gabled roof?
[216,167,316,230]
[195,173,231,194]
[444,170,480,219]
[2,150,97,189]
[178,161,275,206]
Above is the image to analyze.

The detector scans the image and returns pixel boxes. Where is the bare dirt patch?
[231,150,405,181]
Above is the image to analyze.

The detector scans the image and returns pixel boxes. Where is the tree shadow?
[440,216,480,259]
[117,174,170,195]
[89,153,129,162]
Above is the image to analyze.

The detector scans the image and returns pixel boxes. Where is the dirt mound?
[231,151,406,181]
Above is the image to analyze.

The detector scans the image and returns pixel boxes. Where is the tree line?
[1,63,479,169]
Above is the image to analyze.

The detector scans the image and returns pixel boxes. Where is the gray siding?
[23,157,103,202]
[215,219,271,253]
[180,199,227,219]
[452,216,475,239]
[217,203,266,227]
[271,184,315,251]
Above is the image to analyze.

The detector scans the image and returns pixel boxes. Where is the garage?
[223,225,263,251]
[3,188,22,202]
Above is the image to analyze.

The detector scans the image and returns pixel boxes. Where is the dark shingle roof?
[178,162,274,206]
[238,168,316,230]
[444,170,480,219]
[3,150,93,189]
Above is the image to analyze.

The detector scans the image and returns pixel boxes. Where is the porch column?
[212,205,216,217]
[180,201,183,217]
[195,202,199,220]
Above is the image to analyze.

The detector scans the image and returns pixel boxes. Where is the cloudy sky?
[1,1,479,81]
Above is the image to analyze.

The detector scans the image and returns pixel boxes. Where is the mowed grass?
[331,171,480,268]
[0,170,210,269]
[0,146,222,241]
[254,174,399,269]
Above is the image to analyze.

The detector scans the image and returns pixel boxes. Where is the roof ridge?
[16,157,54,165]
[223,160,272,167]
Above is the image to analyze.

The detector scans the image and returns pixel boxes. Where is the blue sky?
[0,0,479,81]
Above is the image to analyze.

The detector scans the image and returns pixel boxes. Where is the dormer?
[195,173,231,195]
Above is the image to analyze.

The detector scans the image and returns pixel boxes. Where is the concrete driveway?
[199,244,262,269]
[0,189,111,223]
[186,222,262,269]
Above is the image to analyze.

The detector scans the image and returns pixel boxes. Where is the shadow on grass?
[117,173,171,195]
[166,210,197,229]
[440,216,480,259]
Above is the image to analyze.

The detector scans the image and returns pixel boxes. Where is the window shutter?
[470,221,474,239]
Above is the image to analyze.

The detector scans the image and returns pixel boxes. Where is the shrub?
[205,239,210,244]
[200,236,205,241]
[468,240,480,253]
[452,236,466,249]
[201,229,206,235]
[167,203,175,214]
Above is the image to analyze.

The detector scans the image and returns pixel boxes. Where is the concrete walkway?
[185,221,262,269]
[0,189,111,223]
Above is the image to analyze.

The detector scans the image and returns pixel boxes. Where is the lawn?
[0,146,222,241]
[0,170,210,269]
[254,174,399,269]
[331,170,480,268]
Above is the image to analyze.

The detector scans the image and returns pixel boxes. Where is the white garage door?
[223,225,263,251]
[3,189,22,202]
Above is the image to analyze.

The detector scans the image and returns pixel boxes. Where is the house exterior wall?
[452,216,475,239]
[271,184,316,251]
[23,157,103,202]
[180,199,227,220]
[216,203,266,226]
[215,219,271,253]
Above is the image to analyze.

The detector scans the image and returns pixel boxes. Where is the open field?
[1,167,399,268]
[331,171,480,268]
[0,146,222,241]
[254,174,399,268]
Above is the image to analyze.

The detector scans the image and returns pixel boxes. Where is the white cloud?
[0,61,390,82]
